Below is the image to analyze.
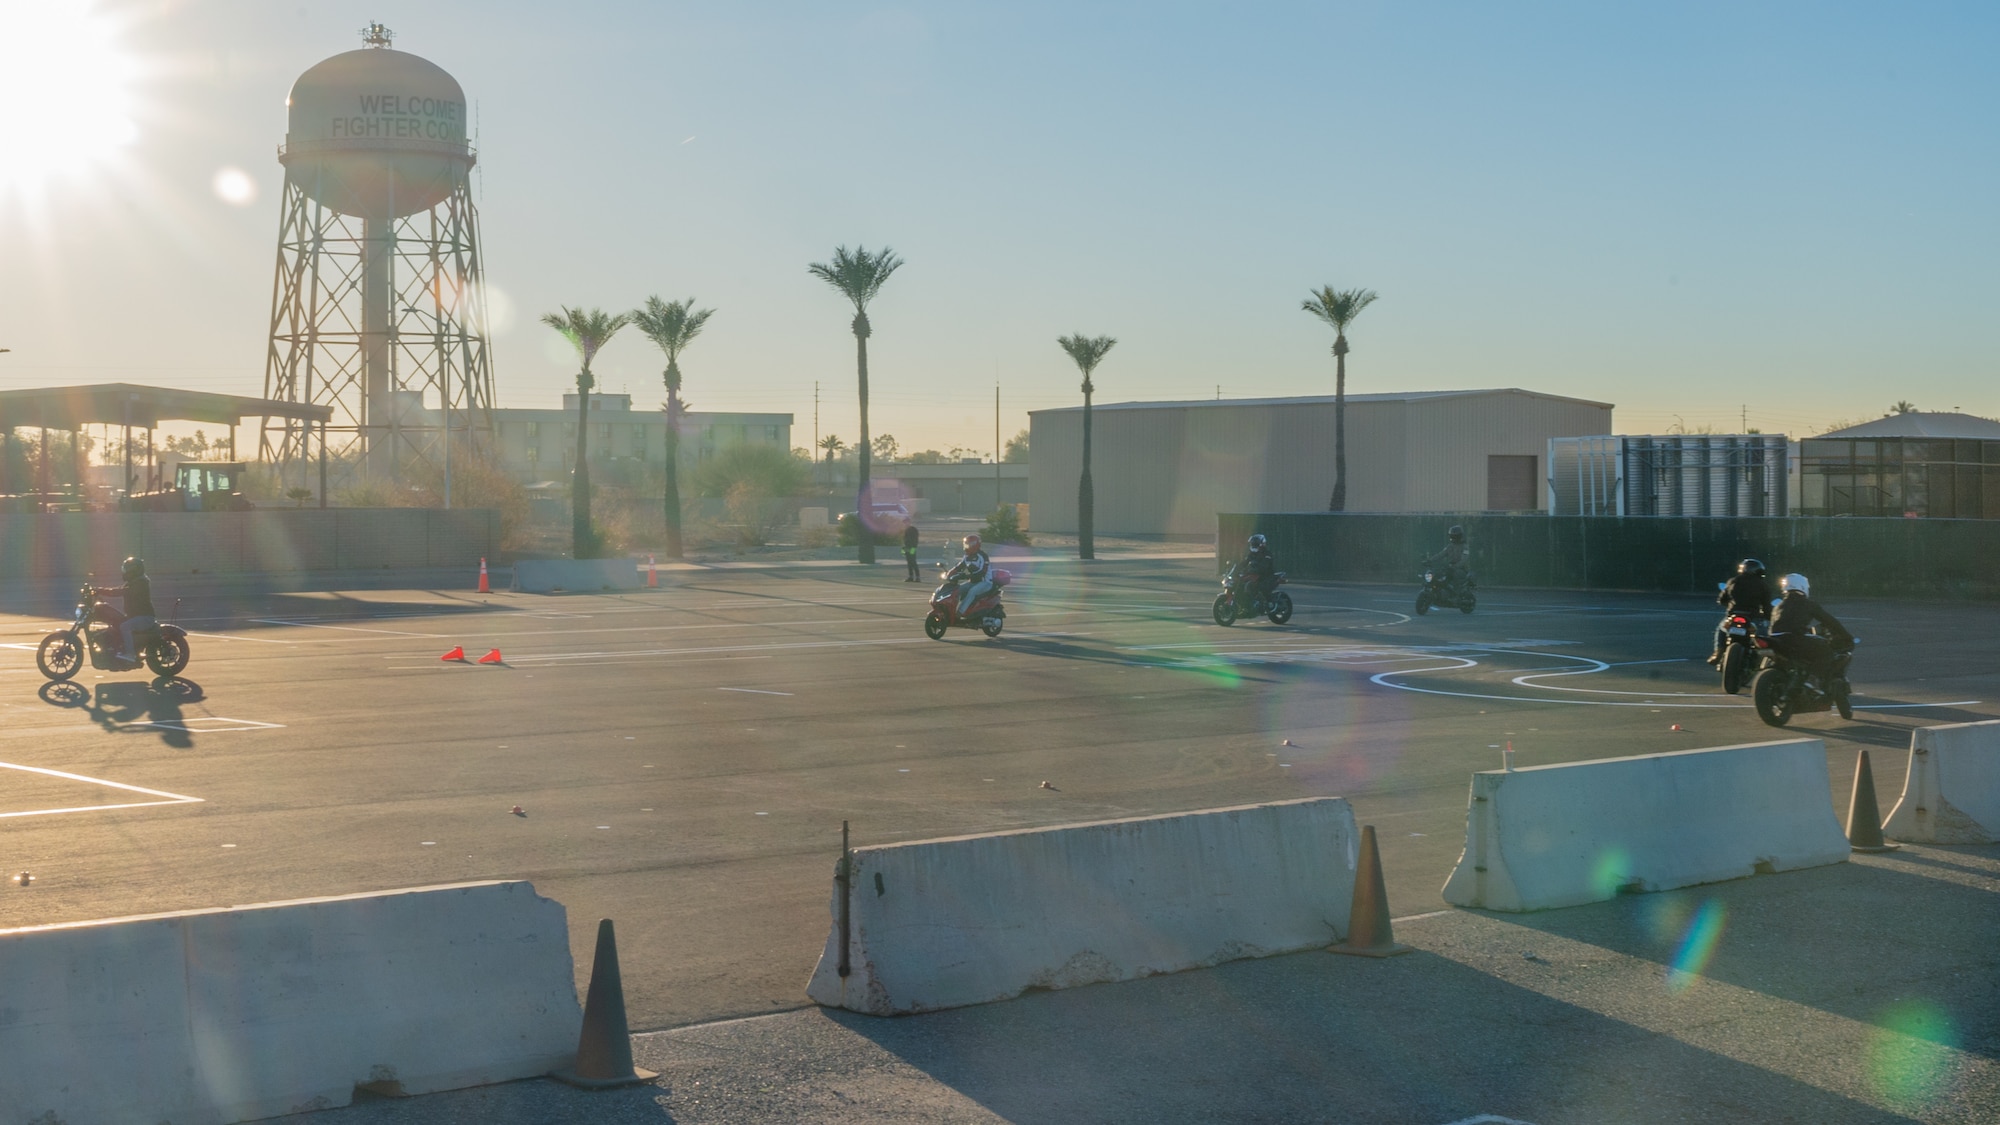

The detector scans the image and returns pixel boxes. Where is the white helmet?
[1780,573,1810,597]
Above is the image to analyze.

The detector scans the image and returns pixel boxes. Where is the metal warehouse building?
[1028,389,1613,536]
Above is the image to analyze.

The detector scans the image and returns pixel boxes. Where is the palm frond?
[631,295,716,360]
[1057,333,1118,378]
[807,244,906,311]
[542,305,632,366]
[1300,285,1379,332]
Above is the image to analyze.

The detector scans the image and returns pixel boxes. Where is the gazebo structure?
[0,384,333,509]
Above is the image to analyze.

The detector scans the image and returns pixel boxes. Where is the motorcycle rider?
[1768,573,1856,716]
[944,533,994,619]
[93,556,156,664]
[1422,525,1470,593]
[1708,557,1774,666]
[1243,533,1277,610]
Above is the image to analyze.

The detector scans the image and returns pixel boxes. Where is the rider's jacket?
[1245,547,1276,579]
[1423,541,1467,572]
[1718,573,1773,618]
[98,574,154,618]
[947,551,991,584]
[1769,591,1851,643]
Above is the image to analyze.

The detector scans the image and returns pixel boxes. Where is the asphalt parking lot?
[1,556,1994,1042]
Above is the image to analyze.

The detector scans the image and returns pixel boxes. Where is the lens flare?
[212,167,257,205]
[0,1,138,192]
[1587,848,1634,898]
[1664,898,1725,992]
[1868,999,1959,1110]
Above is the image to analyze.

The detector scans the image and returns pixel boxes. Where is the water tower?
[262,23,495,495]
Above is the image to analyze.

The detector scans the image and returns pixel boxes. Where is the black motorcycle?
[1415,568,1476,615]
[1715,610,1767,695]
[1213,563,1293,626]
[36,583,191,682]
[1749,634,1856,727]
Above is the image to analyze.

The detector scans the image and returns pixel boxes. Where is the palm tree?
[1057,334,1117,560]
[630,296,715,559]
[1300,286,1379,511]
[817,434,845,486]
[541,306,632,558]
[808,245,904,564]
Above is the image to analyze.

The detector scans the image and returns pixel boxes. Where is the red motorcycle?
[924,568,1011,640]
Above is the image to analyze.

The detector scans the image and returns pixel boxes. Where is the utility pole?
[813,380,820,488]
[1740,404,1747,432]
[994,382,1002,513]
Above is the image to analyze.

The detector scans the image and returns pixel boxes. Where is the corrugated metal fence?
[0,509,499,580]
[1218,512,2000,599]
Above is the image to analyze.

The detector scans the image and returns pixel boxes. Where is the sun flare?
[0,1,139,193]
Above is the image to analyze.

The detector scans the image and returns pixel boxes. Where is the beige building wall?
[1028,390,1612,535]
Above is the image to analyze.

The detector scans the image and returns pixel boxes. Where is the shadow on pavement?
[35,676,207,748]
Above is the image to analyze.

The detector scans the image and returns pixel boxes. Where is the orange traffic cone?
[478,557,490,594]
[1330,825,1412,957]
[646,554,657,588]
[1846,749,1899,853]
[477,648,503,665]
[551,919,658,1088]
[441,646,466,662]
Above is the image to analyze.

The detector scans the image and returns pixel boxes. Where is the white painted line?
[505,637,932,663]
[1392,909,1453,924]
[0,642,42,651]
[128,717,284,733]
[1439,1116,1537,1125]
[719,687,794,696]
[184,631,295,645]
[251,618,441,637]
[0,760,203,820]
[1855,701,1981,710]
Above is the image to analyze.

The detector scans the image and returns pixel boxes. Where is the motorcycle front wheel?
[1720,645,1747,694]
[1414,590,1433,616]
[36,632,82,682]
[1267,591,1294,625]
[923,612,948,641]
[145,635,190,677]
[1752,668,1793,727]
[1212,594,1238,627]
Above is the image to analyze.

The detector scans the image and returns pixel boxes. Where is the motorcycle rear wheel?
[1457,590,1477,614]
[1414,591,1432,616]
[1752,668,1792,727]
[1267,591,1294,625]
[36,633,82,682]
[923,612,948,641]
[1720,645,1747,695]
[981,616,1004,638]
[145,635,190,677]
[1212,594,1238,627]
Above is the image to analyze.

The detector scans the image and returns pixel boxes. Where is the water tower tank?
[281,44,471,220]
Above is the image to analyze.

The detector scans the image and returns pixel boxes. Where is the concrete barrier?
[512,557,642,593]
[1441,740,1851,912]
[1883,720,2000,844]
[0,881,581,1124]
[806,798,1358,1016]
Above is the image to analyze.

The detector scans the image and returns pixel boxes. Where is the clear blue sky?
[2,0,1994,451]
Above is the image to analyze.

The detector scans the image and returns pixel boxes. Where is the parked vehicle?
[1213,563,1293,626]
[1716,610,1767,695]
[36,583,190,681]
[924,567,1010,640]
[1749,635,1857,727]
[1415,568,1476,615]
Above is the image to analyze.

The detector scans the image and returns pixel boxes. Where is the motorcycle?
[1415,568,1476,615]
[1748,634,1857,727]
[924,567,1011,640]
[1213,563,1292,626]
[1715,610,1768,695]
[36,583,191,682]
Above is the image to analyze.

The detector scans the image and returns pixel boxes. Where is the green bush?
[691,443,811,499]
[983,505,1030,545]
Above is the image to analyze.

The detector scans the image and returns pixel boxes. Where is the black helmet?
[121,556,145,579]
[1737,558,1766,577]
[1247,533,1267,551]
[1447,525,1465,543]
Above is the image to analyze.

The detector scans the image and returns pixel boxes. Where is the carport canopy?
[0,383,331,431]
